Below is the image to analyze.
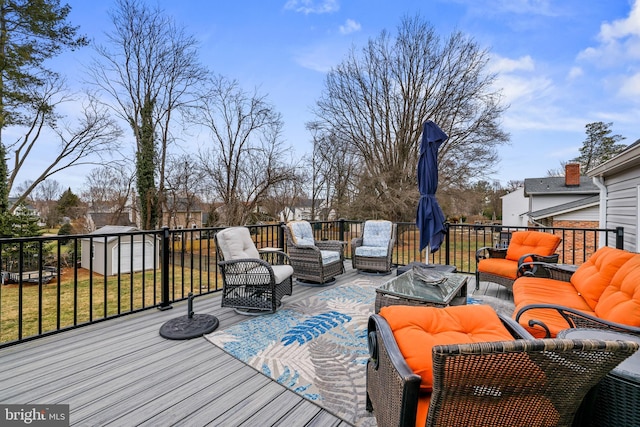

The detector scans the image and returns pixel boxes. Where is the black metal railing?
[0,221,623,348]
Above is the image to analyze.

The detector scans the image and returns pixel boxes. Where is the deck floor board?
[0,263,510,426]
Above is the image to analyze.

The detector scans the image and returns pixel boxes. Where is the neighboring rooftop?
[524,176,599,195]
[528,195,600,221]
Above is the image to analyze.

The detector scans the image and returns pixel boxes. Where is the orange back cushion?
[378,304,514,391]
[595,254,640,325]
[571,246,636,310]
[505,231,561,262]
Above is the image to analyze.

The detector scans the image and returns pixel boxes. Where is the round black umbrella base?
[159,313,219,340]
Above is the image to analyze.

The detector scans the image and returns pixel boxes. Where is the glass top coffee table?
[375,266,468,313]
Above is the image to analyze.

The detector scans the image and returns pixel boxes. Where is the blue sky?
[40,0,640,191]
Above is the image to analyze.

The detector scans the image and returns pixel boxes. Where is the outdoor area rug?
[205,274,515,426]
[467,293,515,317]
[205,278,382,426]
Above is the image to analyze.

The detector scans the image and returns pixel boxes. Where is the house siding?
[552,205,600,222]
[601,168,640,251]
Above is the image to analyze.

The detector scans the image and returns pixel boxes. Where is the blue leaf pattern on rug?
[281,311,352,346]
[206,281,382,427]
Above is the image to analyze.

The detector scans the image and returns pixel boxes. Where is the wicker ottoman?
[558,328,640,426]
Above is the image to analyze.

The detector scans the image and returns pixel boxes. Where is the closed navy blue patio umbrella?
[417,120,448,254]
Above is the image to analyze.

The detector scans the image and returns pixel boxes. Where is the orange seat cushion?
[513,276,595,338]
[505,231,561,262]
[416,393,431,427]
[595,254,640,326]
[571,246,636,310]
[478,258,519,280]
[513,277,593,310]
[378,304,515,391]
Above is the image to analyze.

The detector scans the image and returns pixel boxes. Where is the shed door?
[114,241,155,274]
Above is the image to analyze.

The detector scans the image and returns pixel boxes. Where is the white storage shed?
[81,226,159,276]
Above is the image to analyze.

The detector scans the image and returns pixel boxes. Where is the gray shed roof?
[82,225,146,243]
[523,176,599,196]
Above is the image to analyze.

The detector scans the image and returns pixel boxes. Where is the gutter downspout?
[593,176,606,249]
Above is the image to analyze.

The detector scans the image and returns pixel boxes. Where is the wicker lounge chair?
[351,220,396,274]
[366,308,639,427]
[282,221,344,285]
[215,226,293,315]
[475,230,561,290]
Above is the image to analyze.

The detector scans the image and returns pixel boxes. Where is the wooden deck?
[0,264,511,426]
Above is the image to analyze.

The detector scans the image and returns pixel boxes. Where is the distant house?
[163,197,207,229]
[80,226,159,276]
[502,164,600,229]
[279,199,336,222]
[588,139,640,251]
[8,197,45,227]
[501,187,528,227]
[87,211,136,230]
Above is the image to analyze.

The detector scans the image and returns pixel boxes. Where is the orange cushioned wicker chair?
[366,304,639,427]
[513,246,640,338]
[476,230,561,291]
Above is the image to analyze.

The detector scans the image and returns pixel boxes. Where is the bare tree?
[6,88,122,212]
[32,179,63,227]
[311,15,508,221]
[81,163,135,223]
[88,0,207,229]
[194,75,297,226]
[306,123,358,219]
[164,154,205,228]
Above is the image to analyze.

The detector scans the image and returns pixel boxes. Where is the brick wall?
[552,219,600,264]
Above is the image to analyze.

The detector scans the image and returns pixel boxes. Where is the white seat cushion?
[216,227,261,272]
[320,250,341,265]
[355,246,388,257]
[362,220,392,248]
[288,221,315,246]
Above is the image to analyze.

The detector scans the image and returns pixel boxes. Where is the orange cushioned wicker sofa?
[513,246,640,338]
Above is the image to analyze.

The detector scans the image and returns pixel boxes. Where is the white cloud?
[294,43,344,73]
[578,0,640,65]
[599,0,640,42]
[339,19,361,35]
[489,55,535,73]
[284,0,339,14]
[619,72,640,97]
[496,74,553,105]
[567,66,583,80]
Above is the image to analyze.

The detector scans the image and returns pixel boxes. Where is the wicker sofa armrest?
[517,262,575,281]
[259,250,291,265]
[515,303,640,338]
[517,252,559,267]
[497,313,534,339]
[217,257,276,285]
[367,314,421,427]
[218,257,271,271]
[315,239,345,255]
[475,246,507,262]
[351,236,363,249]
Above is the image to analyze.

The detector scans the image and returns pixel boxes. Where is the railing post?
[444,222,451,265]
[158,226,172,311]
[339,218,345,242]
[278,222,285,250]
[616,226,624,249]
